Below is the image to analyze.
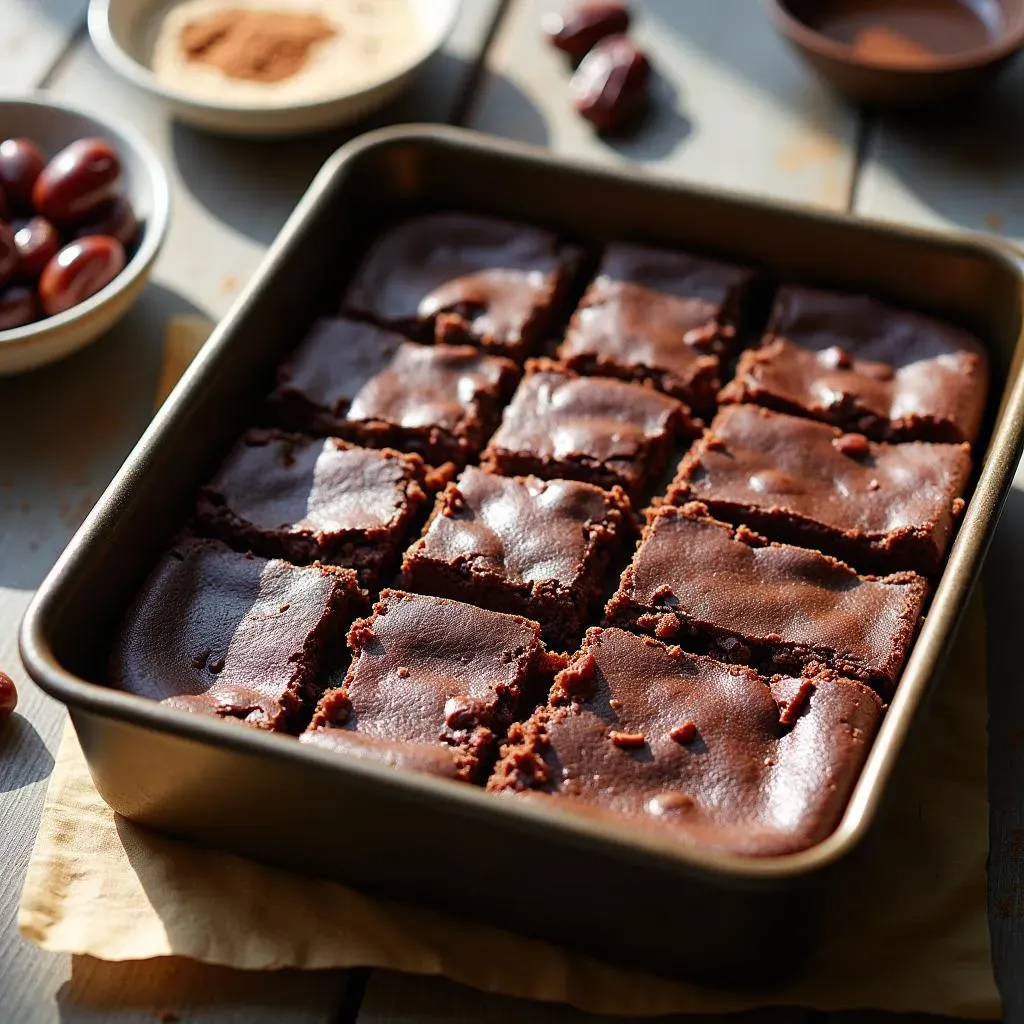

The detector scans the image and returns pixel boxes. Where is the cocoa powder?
[181,8,337,83]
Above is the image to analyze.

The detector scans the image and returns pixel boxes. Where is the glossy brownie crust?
[489,627,883,856]
[669,405,972,576]
[402,467,634,649]
[343,212,579,361]
[605,504,928,697]
[302,590,567,782]
[110,536,365,731]
[268,317,403,435]
[195,431,429,586]
[269,318,519,470]
[482,359,693,501]
[557,242,755,413]
[720,285,989,444]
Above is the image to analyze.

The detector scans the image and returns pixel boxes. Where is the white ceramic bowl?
[88,0,462,137]
[0,95,170,375]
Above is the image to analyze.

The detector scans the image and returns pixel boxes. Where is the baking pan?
[20,126,1024,988]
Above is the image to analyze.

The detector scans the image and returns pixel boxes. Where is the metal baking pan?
[20,126,1024,988]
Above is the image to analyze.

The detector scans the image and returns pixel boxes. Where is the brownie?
[668,405,972,576]
[556,242,755,412]
[489,627,883,856]
[269,317,519,469]
[343,212,579,361]
[268,317,403,434]
[605,504,928,697]
[302,590,567,782]
[195,431,430,586]
[109,536,365,731]
[481,360,694,502]
[720,285,989,444]
[402,466,634,650]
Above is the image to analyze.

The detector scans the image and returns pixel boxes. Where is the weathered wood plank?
[467,0,858,210]
[0,0,87,91]
[356,970,813,1024]
[855,61,1024,244]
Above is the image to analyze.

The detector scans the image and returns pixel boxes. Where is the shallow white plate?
[0,95,171,375]
[88,0,462,137]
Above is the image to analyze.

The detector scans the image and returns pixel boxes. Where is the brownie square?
[489,627,883,856]
[268,317,402,435]
[669,405,972,576]
[556,242,755,413]
[343,212,579,361]
[720,285,989,444]
[402,466,634,650]
[302,590,567,782]
[195,431,430,587]
[605,504,928,697]
[269,317,519,470]
[109,536,365,731]
[482,360,693,502]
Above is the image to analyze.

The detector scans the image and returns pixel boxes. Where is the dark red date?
[0,222,18,288]
[74,195,139,248]
[0,285,38,330]
[544,2,631,63]
[0,670,16,725]
[39,235,126,316]
[33,138,122,224]
[0,183,7,221]
[13,216,61,279]
[0,138,46,211]
[569,34,650,133]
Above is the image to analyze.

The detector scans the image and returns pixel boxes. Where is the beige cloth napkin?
[17,317,1001,1017]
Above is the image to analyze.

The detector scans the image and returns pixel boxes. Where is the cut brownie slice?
[109,536,365,731]
[195,431,430,587]
[268,317,403,435]
[605,504,928,697]
[302,590,567,782]
[343,212,579,361]
[556,242,755,413]
[482,359,694,502]
[669,405,972,576]
[402,466,634,650]
[489,627,883,856]
[269,317,518,470]
[720,285,989,444]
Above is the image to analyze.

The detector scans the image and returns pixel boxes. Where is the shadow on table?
[599,65,693,163]
[0,283,203,591]
[862,58,1024,236]
[0,715,54,793]
[982,483,1024,1023]
[461,70,552,150]
[171,57,552,246]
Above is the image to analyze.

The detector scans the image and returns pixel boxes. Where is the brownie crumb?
[609,730,647,749]
[670,721,697,744]
[832,432,870,458]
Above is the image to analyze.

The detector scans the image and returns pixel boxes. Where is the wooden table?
[1,1,1022,1020]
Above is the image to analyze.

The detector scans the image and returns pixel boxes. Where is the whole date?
[0,135,138,333]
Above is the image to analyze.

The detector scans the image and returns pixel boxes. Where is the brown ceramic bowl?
[766,0,1024,106]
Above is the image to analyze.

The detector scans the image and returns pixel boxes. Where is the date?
[544,2,631,63]
[39,235,126,316]
[33,138,123,224]
[569,34,651,133]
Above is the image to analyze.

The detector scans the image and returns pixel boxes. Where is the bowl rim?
[87,0,462,116]
[764,0,1024,73]
[0,92,171,349]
